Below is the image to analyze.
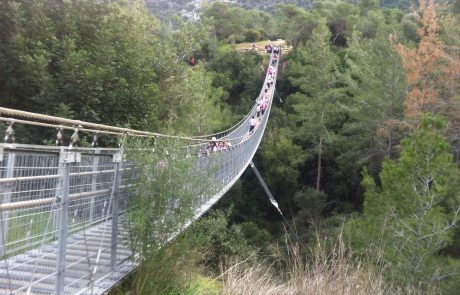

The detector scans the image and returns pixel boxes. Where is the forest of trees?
[146,0,451,20]
[1,0,460,294]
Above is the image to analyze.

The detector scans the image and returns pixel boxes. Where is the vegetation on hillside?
[1,0,459,294]
[145,0,451,20]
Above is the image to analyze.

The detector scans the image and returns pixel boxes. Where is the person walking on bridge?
[249,116,257,133]
[256,104,261,117]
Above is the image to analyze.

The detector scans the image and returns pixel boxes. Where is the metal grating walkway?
[0,220,134,295]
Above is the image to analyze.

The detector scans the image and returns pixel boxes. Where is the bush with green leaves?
[112,208,258,295]
[125,137,216,259]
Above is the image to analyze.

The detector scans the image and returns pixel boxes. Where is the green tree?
[400,13,420,43]
[203,3,248,42]
[0,0,162,131]
[293,188,327,239]
[261,127,306,203]
[313,1,360,46]
[342,29,406,161]
[346,114,460,291]
[285,20,339,191]
[276,4,320,46]
[161,65,227,135]
[245,29,261,42]
[203,3,273,43]
[207,48,264,114]
[359,0,379,14]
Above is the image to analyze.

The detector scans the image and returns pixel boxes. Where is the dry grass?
[221,259,285,295]
[220,231,420,295]
[285,236,386,295]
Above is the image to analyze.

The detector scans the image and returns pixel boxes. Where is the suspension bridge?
[0,54,279,294]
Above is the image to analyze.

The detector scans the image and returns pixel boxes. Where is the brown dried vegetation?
[393,0,460,119]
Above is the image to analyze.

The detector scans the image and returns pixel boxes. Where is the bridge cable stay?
[275,89,283,103]
[0,51,281,294]
[249,161,282,216]
[249,161,298,241]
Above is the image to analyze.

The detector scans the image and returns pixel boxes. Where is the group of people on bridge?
[249,59,277,134]
[204,53,278,156]
[206,138,232,154]
[264,44,281,55]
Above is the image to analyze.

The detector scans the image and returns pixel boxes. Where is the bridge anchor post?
[110,153,122,271]
[89,149,100,223]
[56,151,81,294]
[0,149,15,257]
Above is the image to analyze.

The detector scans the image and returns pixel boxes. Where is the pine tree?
[347,114,460,290]
[286,20,339,191]
[344,29,406,158]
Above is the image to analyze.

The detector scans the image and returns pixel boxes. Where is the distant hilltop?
[145,1,429,21]
[145,0,314,21]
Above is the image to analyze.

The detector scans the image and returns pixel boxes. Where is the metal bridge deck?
[0,220,134,295]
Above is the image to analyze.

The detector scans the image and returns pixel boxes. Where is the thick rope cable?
[0,108,211,143]
[0,117,122,136]
[0,112,252,145]
[0,107,255,144]
[0,108,267,149]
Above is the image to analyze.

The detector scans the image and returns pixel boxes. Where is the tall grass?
[220,229,424,295]
[111,214,431,294]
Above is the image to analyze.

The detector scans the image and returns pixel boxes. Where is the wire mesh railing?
[0,52,279,294]
[0,146,131,294]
